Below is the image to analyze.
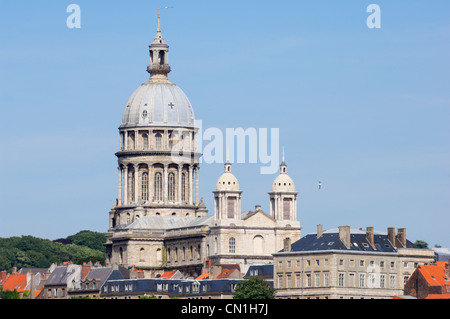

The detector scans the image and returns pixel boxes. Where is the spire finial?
[224,147,232,172]
[157,8,161,33]
[282,146,285,163]
[148,7,173,82]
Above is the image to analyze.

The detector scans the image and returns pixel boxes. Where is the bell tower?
[147,7,171,82]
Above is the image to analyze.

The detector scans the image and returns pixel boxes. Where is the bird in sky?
[317,181,322,189]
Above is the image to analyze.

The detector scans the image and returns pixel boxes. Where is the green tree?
[67,230,107,252]
[233,277,275,299]
[414,240,429,249]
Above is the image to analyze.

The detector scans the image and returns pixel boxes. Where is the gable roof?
[417,262,450,288]
[196,272,209,280]
[45,265,80,286]
[215,268,238,279]
[2,274,27,292]
[83,267,113,285]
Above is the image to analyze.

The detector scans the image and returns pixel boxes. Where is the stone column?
[118,166,122,206]
[135,130,138,150]
[123,165,128,205]
[188,165,193,205]
[195,166,199,205]
[134,164,139,203]
[164,164,168,204]
[178,165,182,203]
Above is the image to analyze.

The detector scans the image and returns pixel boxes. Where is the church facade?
[104,13,301,277]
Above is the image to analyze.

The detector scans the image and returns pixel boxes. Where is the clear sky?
[0,1,449,248]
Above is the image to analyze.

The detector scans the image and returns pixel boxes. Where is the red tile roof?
[160,270,177,279]
[425,293,450,299]
[2,274,27,292]
[215,269,237,279]
[196,272,209,280]
[418,262,449,288]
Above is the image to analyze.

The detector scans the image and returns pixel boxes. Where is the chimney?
[283,238,292,252]
[317,224,323,238]
[81,262,92,280]
[387,227,396,247]
[338,225,351,249]
[366,227,374,248]
[397,228,407,247]
[255,205,261,212]
[445,258,450,278]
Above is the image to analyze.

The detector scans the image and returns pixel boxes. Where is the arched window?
[139,248,145,262]
[159,51,165,65]
[181,173,186,202]
[155,133,162,150]
[253,235,264,255]
[168,172,175,201]
[141,172,148,201]
[143,134,149,150]
[131,172,135,202]
[229,237,236,253]
[154,172,162,201]
[156,248,162,264]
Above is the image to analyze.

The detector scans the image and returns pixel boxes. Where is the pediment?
[243,210,276,227]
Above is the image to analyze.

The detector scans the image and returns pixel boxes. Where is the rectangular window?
[287,274,292,288]
[390,275,396,289]
[227,197,236,219]
[324,273,329,286]
[360,274,365,287]
[306,274,311,287]
[338,273,345,287]
[278,275,283,288]
[380,275,385,288]
[296,274,301,287]
[315,273,320,287]
[283,198,291,220]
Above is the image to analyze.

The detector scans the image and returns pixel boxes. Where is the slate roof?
[101,277,243,296]
[45,265,80,286]
[83,267,114,285]
[244,264,274,278]
[279,228,416,254]
[126,215,214,230]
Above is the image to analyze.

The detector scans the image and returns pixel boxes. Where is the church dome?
[271,148,296,192]
[272,173,295,192]
[216,161,240,191]
[216,171,240,191]
[120,81,195,128]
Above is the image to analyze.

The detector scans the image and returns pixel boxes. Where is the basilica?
[104,13,301,277]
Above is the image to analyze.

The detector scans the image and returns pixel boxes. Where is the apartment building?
[273,225,435,299]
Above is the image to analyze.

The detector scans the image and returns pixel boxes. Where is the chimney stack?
[317,224,323,238]
[366,226,374,248]
[445,258,450,280]
[81,262,92,280]
[387,227,396,247]
[283,238,292,252]
[338,225,351,249]
[397,228,407,247]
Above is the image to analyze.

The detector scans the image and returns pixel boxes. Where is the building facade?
[273,225,435,299]
[105,13,301,278]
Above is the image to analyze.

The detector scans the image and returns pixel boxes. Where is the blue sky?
[0,1,449,248]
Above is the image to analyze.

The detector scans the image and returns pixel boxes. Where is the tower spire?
[147,7,173,82]
[280,146,287,174]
